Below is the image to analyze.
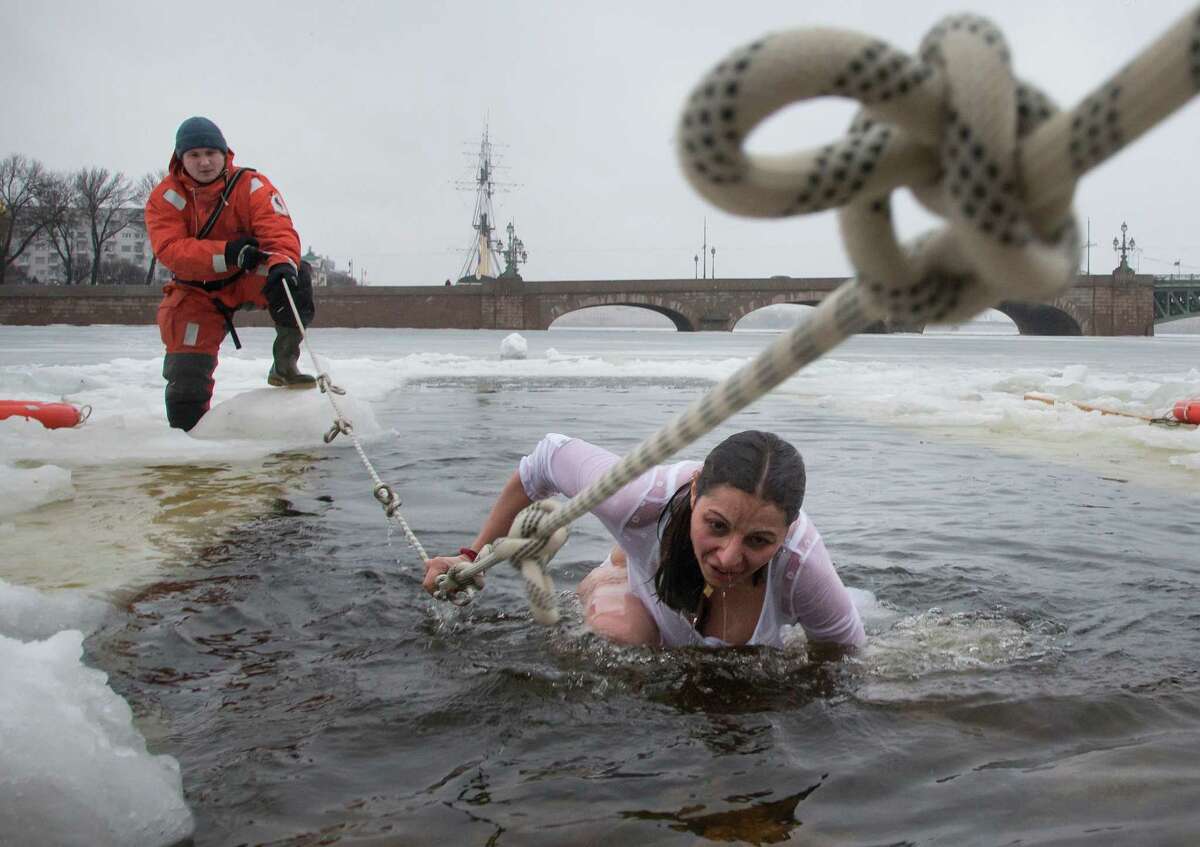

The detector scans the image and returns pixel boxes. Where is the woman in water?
[422,430,865,649]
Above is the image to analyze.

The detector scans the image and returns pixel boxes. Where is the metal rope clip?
[323,418,353,443]
[317,373,346,395]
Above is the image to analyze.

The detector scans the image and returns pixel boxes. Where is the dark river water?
[4,325,1198,845]
[64,327,1198,846]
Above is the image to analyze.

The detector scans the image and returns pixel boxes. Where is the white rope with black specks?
[678,9,1200,324]
[437,8,1200,623]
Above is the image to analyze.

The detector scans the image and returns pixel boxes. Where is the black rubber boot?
[164,352,218,430]
[268,326,317,389]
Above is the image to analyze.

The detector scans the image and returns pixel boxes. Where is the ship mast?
[457,128,503,282]
[455,126,527,283]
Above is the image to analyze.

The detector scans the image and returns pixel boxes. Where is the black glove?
[265,262,298,295]
[224,237,269,271]
[264,263,308,327]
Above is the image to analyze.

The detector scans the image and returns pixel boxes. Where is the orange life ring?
[0,400,90,429]
[1173,399,1200,426]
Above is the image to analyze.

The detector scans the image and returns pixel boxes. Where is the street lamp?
[694,254,699,279]
[1112,221,1136,271]
[710,246,716,279]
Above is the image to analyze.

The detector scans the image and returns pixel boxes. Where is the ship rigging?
[455,127,528,283]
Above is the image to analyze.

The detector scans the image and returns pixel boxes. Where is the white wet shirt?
[519,434,866,648]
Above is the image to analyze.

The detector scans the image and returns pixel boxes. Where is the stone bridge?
[0,268,1163,335]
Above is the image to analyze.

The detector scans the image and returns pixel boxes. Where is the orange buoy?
[1173,399,1200,426]
[0,400,90,429]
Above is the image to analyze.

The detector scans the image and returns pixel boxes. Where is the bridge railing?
[1153,286,1200,322]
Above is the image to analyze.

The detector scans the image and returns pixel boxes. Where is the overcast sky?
[5,0,1198,285]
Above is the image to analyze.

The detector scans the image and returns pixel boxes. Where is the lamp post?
[693,254,699,279]
[711,246,716,279]
[1112,221,1136,272]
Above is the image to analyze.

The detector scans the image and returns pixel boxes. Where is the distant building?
[10,207,169,285]
[301,246,356,287]
[302,246,345,287]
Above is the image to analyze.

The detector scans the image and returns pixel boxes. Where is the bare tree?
[0,154,49,286]
[39,173,84,285]
[75,167,136,286]
[99,256,147,285]
[136,169,166,285]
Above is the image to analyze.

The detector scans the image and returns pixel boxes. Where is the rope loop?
[317,373,346,395]
[323,419,353,444]
[674,13,1195,326]
[435,501,570,624]
[490,500,570,625]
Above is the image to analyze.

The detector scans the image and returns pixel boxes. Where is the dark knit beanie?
[174,117,228,156]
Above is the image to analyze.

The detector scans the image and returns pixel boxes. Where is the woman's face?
[689,483,789,589]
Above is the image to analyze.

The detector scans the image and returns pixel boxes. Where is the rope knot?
[677,14,1084,327]
[373,483,402,516]
[323,419,353,443]
[318,374,346,395]
[486,500,570,625]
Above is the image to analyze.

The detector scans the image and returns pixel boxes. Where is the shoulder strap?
[196,168,253,239]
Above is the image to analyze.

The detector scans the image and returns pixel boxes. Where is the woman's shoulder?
[622,459,701,530]
[775,510,823,582]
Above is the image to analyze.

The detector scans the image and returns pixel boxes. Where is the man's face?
[181,148,224,184]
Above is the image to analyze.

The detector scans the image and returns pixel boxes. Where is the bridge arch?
[545,298,697,331]
[731,301,819,331]
[995,301,1083,336]
[727,297,825,329]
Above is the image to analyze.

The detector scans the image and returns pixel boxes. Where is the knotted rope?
[277,280,430,563]
[474,501,570,624]
[678,9,1199,326]
[436,8,1200,622]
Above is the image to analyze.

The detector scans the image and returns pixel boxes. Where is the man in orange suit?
[145,116,316,431]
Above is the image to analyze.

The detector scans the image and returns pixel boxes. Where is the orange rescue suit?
[146,148,301,354]
[146,149,303,429]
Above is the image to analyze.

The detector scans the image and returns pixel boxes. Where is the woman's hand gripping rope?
[433,499,570,625]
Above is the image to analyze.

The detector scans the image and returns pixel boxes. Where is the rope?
[1024,392,1196,427]
[436,8,1200,622]
[277,278,430,563]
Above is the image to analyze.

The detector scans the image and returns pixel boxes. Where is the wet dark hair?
[653,430,806,623]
